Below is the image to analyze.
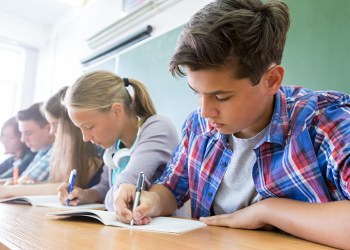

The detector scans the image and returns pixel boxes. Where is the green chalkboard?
[283,0,349,93]
[117,1,349,134]
[118,25,197,134]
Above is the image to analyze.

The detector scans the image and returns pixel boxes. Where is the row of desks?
[0,204,334,249]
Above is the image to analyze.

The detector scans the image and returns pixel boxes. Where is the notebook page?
[47,209,206,234]
[0,195,105,210]
[112,216,206,234]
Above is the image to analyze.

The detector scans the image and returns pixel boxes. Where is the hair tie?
[123,78,130,87]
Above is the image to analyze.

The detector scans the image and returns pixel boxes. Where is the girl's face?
[44,111,59,136]
[0,126,22,155]
[68,108,120,149]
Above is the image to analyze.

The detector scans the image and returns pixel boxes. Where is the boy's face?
[18,120,52,152]
[187,66,275,138]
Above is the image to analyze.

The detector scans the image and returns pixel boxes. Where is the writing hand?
[17,176,35,185]
[57,182,82,206]
[114,183,153,225]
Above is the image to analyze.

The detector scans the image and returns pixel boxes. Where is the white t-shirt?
[212,127,267,214]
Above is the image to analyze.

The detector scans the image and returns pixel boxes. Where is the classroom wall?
[0,10,46,110]
[0,9,49,48]
[35,0,124,100]
[115,0,350,134]
[35,0,213,101]
[118,25,194,133]
[3,0,346,105]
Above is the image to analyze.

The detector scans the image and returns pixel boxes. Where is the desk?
[0,204,335,250]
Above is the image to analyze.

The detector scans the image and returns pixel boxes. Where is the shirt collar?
[263,89,290,146]
[37,144,53,156]
[198,89,290,146]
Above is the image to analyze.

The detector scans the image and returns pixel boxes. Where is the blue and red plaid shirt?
[156,86,350,218]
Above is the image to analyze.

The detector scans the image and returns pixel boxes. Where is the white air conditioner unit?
[87,0,181,50]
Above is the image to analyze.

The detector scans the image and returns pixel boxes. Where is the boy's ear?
[265,65,284,95]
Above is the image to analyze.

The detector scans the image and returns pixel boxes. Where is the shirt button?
[220,162,227,168]
[208,192,213,198]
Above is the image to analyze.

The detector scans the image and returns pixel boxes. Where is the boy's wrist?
[149,191,161,217]
[258,198,279,226]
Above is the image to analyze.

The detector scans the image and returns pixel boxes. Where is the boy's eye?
[216,96,230,102]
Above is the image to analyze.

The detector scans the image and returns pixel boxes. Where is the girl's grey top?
[90,115,179,211]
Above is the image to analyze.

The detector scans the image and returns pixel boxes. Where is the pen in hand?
[66,169,77,206]
[130,172,145,226]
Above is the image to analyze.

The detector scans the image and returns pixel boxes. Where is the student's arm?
[0,183,60,198]
[115,183,177,224]
[200,198,350,250]
[106,116,179,211]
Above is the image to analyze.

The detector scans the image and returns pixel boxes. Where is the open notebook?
[47,209,206,234]
[0,195,105,210]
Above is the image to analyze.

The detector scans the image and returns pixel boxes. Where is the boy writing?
[115,0,350,248]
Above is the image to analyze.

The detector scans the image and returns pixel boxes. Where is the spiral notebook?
[47,209,206,234]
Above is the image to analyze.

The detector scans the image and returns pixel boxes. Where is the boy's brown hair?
[169,0,290,85]
[17,103,48,127]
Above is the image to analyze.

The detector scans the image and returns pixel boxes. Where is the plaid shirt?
[20,145,53,182]
[156,86,350,218]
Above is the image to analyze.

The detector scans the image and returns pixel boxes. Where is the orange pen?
[13,165,19,185]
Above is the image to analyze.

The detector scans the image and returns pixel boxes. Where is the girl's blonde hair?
[45,86,101,187]
[64,71,156,125]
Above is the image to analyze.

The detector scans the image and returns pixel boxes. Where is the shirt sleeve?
[0,157,14,178]
[20,147,53,182]
[155,112,196,208]
[318,99,350,199]
[104,115,179,211]
[90,164,110,202]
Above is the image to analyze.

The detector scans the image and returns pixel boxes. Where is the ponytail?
[126,78,156,125]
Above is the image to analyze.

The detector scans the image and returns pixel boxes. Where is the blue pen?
[66,169,77,206]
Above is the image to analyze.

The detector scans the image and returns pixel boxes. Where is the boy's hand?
[17,176,35,185]
[199,200,271,230]
[114,183,156,225]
